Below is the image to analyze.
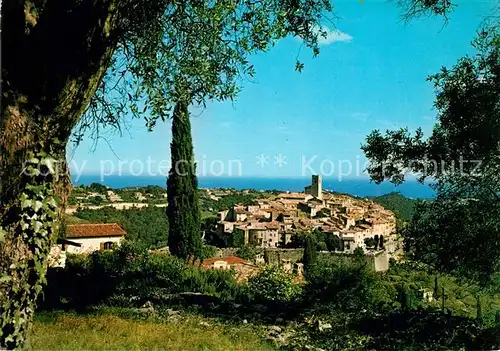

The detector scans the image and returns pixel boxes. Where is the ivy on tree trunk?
[0,1,120,347]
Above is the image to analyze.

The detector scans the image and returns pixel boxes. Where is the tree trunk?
[1,0,120,348]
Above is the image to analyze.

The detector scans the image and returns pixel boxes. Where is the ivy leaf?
[0,275,12,283]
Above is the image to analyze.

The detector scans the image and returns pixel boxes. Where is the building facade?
[65,223,126,254]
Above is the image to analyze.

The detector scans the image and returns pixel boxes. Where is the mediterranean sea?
[73,175,435,199]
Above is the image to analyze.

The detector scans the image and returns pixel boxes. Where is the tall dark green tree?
[303,235,317,269]
[434,276,439,298]
[476,295,483,324]
[167,100,201,261]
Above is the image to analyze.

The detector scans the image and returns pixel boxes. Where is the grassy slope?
[29,311,275,351]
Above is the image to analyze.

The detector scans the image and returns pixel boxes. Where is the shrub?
[200,244,218,259]
[316,241,327,251]
[236,246,257,260]
[325,235,342,251]
[40,240,241,310]
[303,256,376,313]
[364,237,377,249]
[303,235,317,268]
[246,266,301,303]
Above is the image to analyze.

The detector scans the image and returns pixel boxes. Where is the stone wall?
[215,247,304,263]
[372,250,389,272]
[216,247,390,272]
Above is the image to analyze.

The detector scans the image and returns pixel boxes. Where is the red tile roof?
[67,223,126,238]
[278,193,307,199]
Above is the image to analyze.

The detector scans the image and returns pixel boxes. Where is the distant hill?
[371,192,420,222]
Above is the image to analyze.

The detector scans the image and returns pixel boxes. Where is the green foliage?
[302,235,317,268]
[364,237,377,249]
[167,101,202,260]
[303,255,376,313]
[371,192,420,222]
[434,276,439,298]
[199,192,262,213]
[41,241,240,310]
[1,146,59,349]
[38,247,500,350]
[405,199,500,285]
[325,234,342,251]
[288,231,307,248]
[141,185,166,197]
[74,205,168,249]
[86,195,103,205]
[78,0,334,138]
[87,182,108,194]
[230,229,245,248]
[316,241,327,251]
[313,208,331,218]
[378,262,500,324]
[477,295,483,324]
[235,246,257,261]
[288,230,342,252]
[58,217,68,240]
[200,244,217,260]
[395,284,419,311]
[108,186,166,204]
[246,266,301,303]
[353,247,365,260]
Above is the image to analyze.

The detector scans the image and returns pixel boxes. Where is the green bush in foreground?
[41,241,239,309]
[246,266,301,304]
[40,243,500,350]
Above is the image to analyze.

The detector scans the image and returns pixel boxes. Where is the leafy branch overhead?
[76,0,335,140]
[77,0,459,140]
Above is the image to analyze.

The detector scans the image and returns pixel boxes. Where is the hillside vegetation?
[73,206,168,248]
[38,242,500,350]
[372,192,421,222]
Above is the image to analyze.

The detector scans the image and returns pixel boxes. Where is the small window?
[103,241,114,250]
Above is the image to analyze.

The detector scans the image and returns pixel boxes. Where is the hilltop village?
[62,175,401,269]
[214,175,399,257]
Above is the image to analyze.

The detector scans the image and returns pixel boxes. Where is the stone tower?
[311,175,322,200]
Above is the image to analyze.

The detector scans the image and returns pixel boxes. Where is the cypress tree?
[397,284,409,311]
[303,235,317,268]
[476,295,483,325]
[166,100,202,261]
[441,287,445,312]
[433,276,439,298]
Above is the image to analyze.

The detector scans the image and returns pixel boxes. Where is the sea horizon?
[73,174,435,199]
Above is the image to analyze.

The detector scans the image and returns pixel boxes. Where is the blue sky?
[69,0,496,179]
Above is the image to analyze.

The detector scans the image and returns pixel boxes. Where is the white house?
[66,223,126,254]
